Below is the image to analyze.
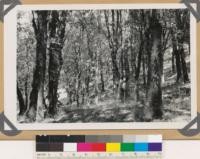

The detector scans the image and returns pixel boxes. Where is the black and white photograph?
[4,4,197,129]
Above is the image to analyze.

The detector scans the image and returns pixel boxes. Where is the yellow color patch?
[106,143,120,152]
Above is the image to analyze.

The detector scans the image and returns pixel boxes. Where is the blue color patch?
[134,143,148,151]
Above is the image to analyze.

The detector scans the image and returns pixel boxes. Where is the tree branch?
[32,11,38,35]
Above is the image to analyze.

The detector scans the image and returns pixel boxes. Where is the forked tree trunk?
[47,11,66,116]
[26,11,48,121]
[104,10,121,92]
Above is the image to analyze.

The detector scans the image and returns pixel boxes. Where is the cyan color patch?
[134,143,148,151]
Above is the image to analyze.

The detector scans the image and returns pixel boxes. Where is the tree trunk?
[75,72,81,107]
[17,84,26,116]
[104,10,121,92]
[47,11,66,116]
[172,33,182,83]
[175,47,182,82]
[129,10,138,76]
[180,48,189,83]
[146,29,152,98]
[134,32,144,101]
[119,42,130,102]
[148,12,163,119]
[85,75,90,96]
[27,11,48,121]
[119,50,125,102]
[175,10,190,83]
[99,57,105,92]
[172,49,175,73]
[111,49,120,89]
[48,43,63,115]
[24,75,28,110]
[142,52,146,86]
[135,37,143,81]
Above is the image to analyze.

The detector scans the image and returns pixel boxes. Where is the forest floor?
[42,55,191,123]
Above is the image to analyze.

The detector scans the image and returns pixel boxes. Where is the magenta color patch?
[77,143,92,152]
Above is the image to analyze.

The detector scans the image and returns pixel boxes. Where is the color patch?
[135,135,148,142]
[148,135,162,143]
[36,143,49,152]
[134,143,148,151]
[148,143,162,151]
[63,143,77,152]
[123,135,136,143]
[106,143,120,152]
[85,135,99,143]
[48,143,63,152]
[121,143,134,152]
[77,143,92,152]
[92,143,106,152]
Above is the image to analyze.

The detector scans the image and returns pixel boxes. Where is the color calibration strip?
[36,135,162,159]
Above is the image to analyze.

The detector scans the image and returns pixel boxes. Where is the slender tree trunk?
[172,49,175,73]
[172,33,182,83]
[175,47,182,82]
[85,75,90,96]
[119,42,130,102]
[100,71,105,92]
[179,46,189,83]
[24,76,28,110]
[27,11,48,121]
[81,88,85,105]
[17,84,26,116]
[142,52,146,86]
[129,10,137,75]
[111,49,120,88]
[124,45,130,99]
[134,32,143,101]
[146,29,152,98]
[146,50,152,98]
[130,45,136,75]
[175,10,190,83]
[173,38,189,83]
[130,32,136,74]
[135,36,143,81]
[99,57,105,92]
[148,12,163,119]
[104,10,121,93]
[119,50,125,102]
[75,72,81,107]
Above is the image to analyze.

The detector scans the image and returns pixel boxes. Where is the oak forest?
[17,9,191,123]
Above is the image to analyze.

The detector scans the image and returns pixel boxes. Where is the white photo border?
[4,3,197,130]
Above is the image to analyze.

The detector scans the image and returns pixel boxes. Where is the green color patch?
[121,143,134,152]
